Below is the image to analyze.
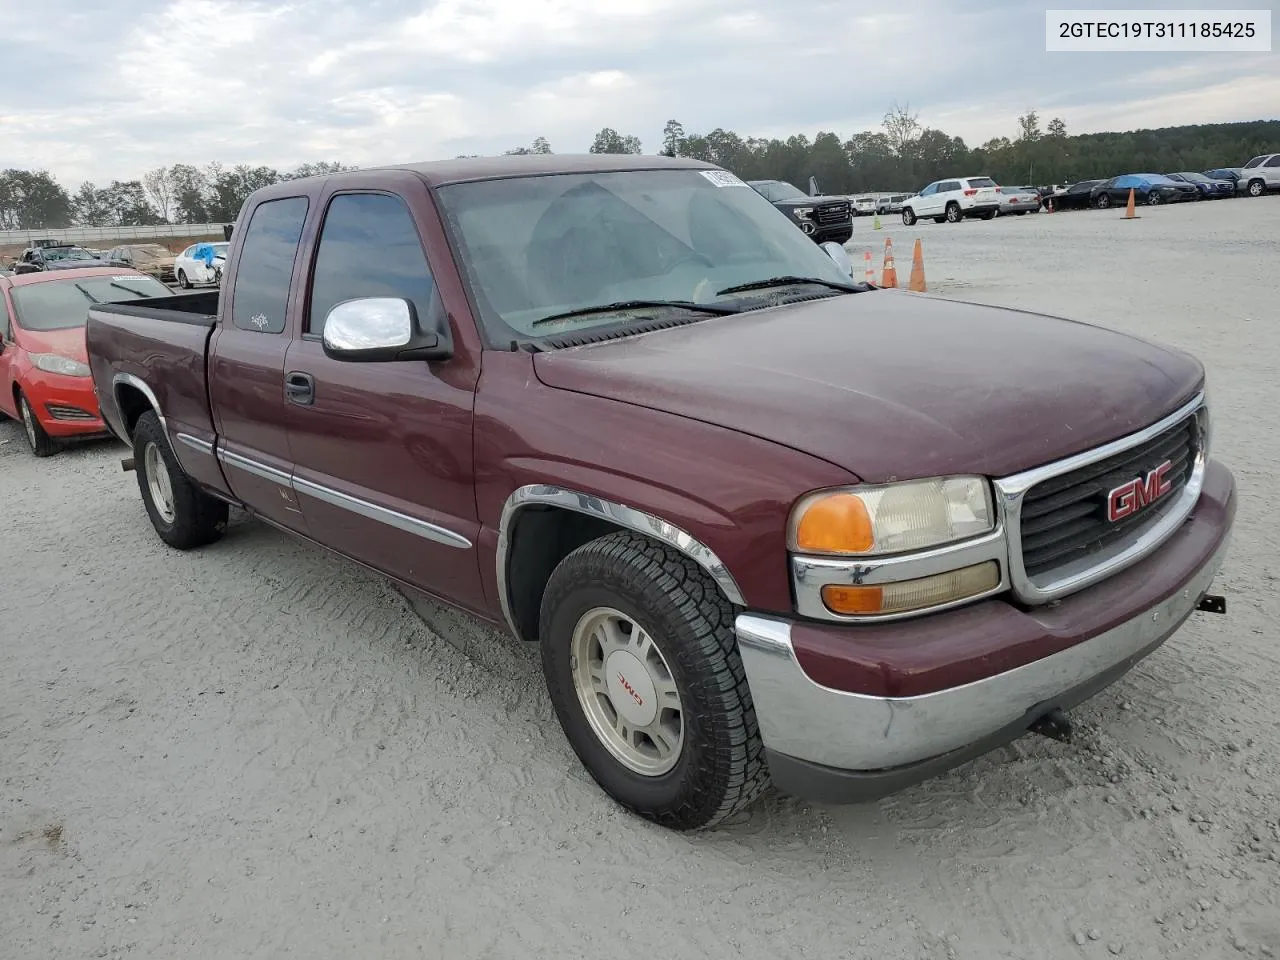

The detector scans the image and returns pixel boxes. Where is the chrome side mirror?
[820,241,855,278]
[321,297,451,362]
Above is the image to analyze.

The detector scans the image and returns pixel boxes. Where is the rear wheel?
[1148,192,1162,206]
[1247,179,1265,198]
[132,410,228,549]
[539,531,768,830]
[18,391,58,457]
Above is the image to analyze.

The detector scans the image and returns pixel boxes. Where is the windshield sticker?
[699,170,748,188]
[113,275,142,282]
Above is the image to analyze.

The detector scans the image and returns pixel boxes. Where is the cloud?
[0,0,1275,186]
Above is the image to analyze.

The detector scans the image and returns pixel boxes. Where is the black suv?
[747,179,853,244]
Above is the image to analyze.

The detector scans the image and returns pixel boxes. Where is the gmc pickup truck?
[84,154,1235,831]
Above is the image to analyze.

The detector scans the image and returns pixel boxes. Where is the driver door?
[916,183,939,216]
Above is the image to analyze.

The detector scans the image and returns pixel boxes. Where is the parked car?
[1090,174,1200,208]
[746,179,854,244]
[1042,180,1103,211]
[105,244,177,284]
[1165,172,1234,200]
[173,241,230,288]
[11,243,102,274]
[85,154,1234,831]
[876,193,909,215]
[0,266,173,456]
[850,195,877,217]
[900,176,1000,225]
[1236,153,1280,197]
[1204,168,1242,187]
[996,185,1042,215]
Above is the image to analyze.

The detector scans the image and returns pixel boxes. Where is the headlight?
[30,353,91,378]
[788,477,994,557]
[792,206,814,218]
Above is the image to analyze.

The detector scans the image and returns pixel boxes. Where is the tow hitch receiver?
[121,457,136,473]
[1030,707,1074,743]
[1196,594,1226,615]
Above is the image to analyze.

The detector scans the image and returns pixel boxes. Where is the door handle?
[284,371,315,405]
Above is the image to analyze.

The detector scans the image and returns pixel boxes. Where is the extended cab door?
[207,194,312,535]
[281,176,486,612]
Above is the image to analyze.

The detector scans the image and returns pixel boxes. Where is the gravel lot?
[3,196,1278,960]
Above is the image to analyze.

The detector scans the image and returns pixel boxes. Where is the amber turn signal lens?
[795,493,875,554]
[821,561,1000,616]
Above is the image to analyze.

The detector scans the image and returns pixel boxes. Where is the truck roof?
[249,153,720,201]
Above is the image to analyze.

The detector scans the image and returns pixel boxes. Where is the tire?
[979,210,996,220]
[945,202,961,223]
[539,531,768,830]
[1148,192,1162,206]
[18,391,58,457]
[178,269,191,289]
[1247,179,1265,198]
[1016,211,1027,216]
[132,410,228,549]
[901,206,916,226]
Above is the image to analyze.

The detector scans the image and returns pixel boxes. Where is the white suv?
[901,176,1001,225]
[1237,154,1280,197]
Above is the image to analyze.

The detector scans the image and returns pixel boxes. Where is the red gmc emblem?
[617,673,644,708]
[1107,460,1174,522]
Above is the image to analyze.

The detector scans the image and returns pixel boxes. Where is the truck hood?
[771,196,850,209]
[531,291,1204,483]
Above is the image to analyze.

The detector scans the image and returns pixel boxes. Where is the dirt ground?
[2,196,1278,960]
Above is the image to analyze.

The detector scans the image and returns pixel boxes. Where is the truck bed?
[85,290,227,495]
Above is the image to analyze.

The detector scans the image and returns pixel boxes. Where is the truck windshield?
[12,274,173,331]
[434,168,855,340]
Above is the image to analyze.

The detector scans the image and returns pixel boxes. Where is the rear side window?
[306,192,441,337]
[1243,156,1263,168]
[230,196,309,334]
[938,181,960,192]
[1266,156,1280,168]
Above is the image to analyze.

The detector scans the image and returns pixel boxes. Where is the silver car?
[997,185,1042,215]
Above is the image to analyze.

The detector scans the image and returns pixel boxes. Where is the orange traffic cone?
[1124,188,1138,219]
[880,238,898,288]
[863,250,876,285]
[908,238,926,292]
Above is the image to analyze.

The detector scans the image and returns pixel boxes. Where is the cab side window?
[306,192,442,338]
[230,196,309,334]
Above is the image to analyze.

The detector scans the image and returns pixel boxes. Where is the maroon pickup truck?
[84,154,1235,830]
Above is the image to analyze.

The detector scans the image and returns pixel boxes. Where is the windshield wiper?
[108,281,161,298]
[716,275,862,296]
[530,299,741,328]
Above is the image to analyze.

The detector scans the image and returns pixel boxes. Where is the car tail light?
[994,187,1002,193]
[963,189,977,196]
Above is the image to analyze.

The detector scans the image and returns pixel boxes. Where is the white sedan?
[173,241,229,288]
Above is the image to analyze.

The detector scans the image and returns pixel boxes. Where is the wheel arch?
[112,372,165,441]
[497,484,746,643]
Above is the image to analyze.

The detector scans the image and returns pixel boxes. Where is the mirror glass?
[820,241,855,278]
[322,297,413,353]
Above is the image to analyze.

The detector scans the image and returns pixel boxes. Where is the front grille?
[46,404,97,421]
[815,202,850,225]
[1018,411,1200,580]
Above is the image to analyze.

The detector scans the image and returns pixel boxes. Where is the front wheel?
[132,410,228,549]
[18,391,58,457]
[177,269,191,289]
[945,202,961,223]
[901,207,917,226]
[539,531,768,830]
[1096,193,1112,209]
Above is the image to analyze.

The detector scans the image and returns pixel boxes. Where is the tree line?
[3,109,1276,231]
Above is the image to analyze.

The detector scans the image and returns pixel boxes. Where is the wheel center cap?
[605,650,658,727]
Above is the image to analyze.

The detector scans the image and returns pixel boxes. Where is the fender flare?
[496,483,746,638]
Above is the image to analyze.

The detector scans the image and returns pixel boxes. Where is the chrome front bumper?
[736,529,1230,801]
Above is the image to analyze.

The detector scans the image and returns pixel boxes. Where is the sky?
[1,0,1276,188]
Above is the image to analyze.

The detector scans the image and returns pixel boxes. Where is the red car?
[0,266,173,456]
